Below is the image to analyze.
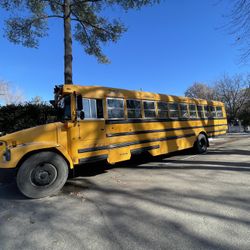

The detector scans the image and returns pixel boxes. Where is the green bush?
[0,102,57,135]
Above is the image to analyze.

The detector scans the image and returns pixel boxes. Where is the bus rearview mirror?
[77,95,83,111]
[80,111,85,120]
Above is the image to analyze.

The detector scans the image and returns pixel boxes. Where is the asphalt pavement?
[0,134,250,250]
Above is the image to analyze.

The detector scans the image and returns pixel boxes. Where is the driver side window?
[78,98,104,119]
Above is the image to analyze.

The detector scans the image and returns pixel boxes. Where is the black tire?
[17,151,68,199]
[195,134,208,154]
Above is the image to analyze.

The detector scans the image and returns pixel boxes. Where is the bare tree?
[214,74,250,120]
[226,0,250,62]
[31,96,43,105]
[184,75,250,121]
[184,82,217,100]
[0,80,25,105]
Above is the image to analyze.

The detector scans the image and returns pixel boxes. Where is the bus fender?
[3,142,74,170]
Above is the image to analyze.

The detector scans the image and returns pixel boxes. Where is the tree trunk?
[64,0,73,84]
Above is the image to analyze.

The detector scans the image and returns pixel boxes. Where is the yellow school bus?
[0,85,227,198]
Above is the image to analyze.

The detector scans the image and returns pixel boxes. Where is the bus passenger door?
[76,98,107,163]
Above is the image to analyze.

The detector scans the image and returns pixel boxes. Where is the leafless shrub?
[0,80,25,105]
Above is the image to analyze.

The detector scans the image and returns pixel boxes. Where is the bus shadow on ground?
[71,146,250,179]
[71,149,194,178]
[207,149,250,156]
[62,173,250,250]
[1,150,250,249]
[2,175,250,250]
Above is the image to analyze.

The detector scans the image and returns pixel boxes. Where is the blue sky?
[0,0,248,102]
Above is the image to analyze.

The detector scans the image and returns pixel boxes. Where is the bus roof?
[61,84,224,106]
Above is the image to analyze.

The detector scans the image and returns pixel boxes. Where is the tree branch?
[74,17,95,51]
[28,14,64,24]
[71,13,114,36]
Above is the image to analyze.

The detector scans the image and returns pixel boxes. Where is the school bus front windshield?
[57,95,71,120]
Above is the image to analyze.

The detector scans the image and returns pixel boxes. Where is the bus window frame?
[126,99,142,119]
[189,103,198,119]
[106,97,125,120]
[77,97,105,121]
[197,105,205,118]
[216,106,223,118]
[179,103,190,119]
[204,105,210,118]
[143,100,156,119]
[209,105,217,118]
[157,101,169,119]
[168,102,179,119]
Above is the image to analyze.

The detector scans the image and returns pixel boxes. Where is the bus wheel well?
[16,148,71,171]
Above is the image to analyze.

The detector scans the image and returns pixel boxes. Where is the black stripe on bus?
[131,145,160,155]
[79,154,108,164]
[105,117,226,125]
[78,145,107,153]
[78,133,195,153]
[106,124,228,138]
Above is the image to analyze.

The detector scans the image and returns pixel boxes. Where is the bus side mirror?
[77,95,83,111]
[80,111,85,120]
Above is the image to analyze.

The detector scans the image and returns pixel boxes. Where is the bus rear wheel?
[17,151,68,199]
[195,134,208,154]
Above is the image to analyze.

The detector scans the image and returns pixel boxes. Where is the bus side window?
[210,106,216,118]
[168,103,179,119]
[143,101,156,118]
[180,103,189,118]
[204,105,210,118]
[197,105,204,118]
[157,101,168,118]
[189,104,197,118]
[127,99,142,118]
[216,106,223,118]
[82,98,96,118]
[81,98,104,119]
[107,98,125,119]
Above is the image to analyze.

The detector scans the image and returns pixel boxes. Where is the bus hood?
[0,122,64,148]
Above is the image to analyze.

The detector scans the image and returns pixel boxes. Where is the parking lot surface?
[0,134,250,250]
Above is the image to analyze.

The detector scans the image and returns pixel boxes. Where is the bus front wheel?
[195,134,208,154]
[17,151,68,199]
